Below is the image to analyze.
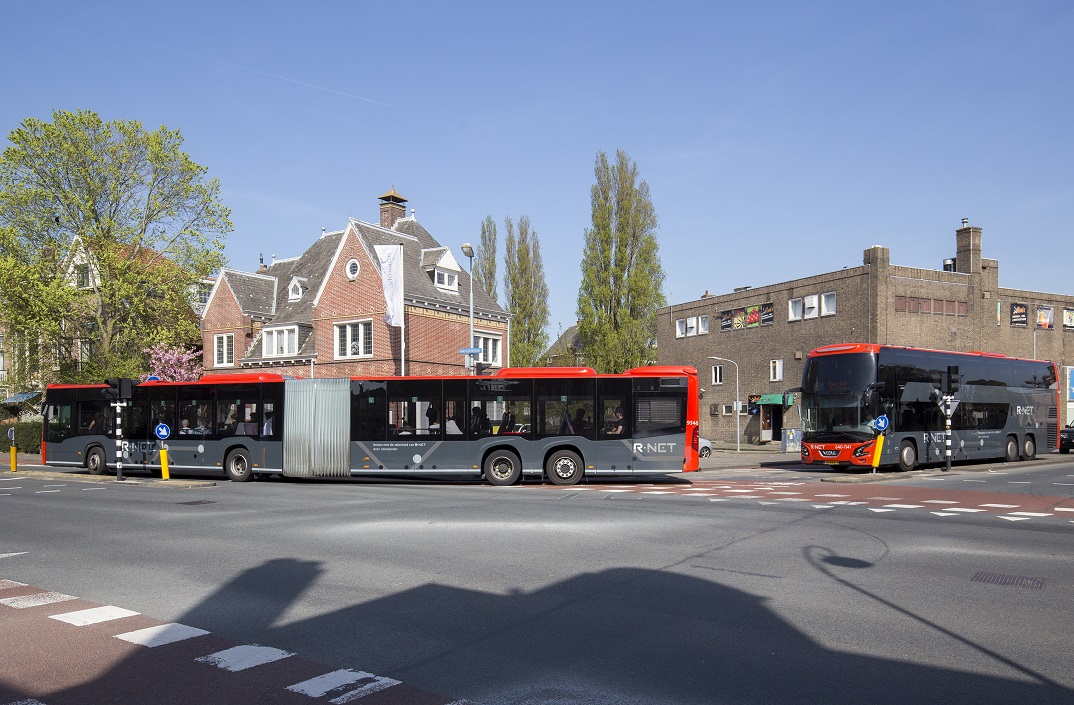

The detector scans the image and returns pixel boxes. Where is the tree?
[0,109,230,387]
[472,215,498,304]
[503,215,549,367]
[143,343,203,382]
[576,149,665,373]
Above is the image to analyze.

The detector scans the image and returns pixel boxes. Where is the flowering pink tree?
[142,343,202,382]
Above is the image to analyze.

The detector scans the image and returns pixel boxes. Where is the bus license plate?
[824,460,840,465]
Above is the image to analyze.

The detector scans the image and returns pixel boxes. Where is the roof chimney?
[257,253,268,274]
[378,186,408,229]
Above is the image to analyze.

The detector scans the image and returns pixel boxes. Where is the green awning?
[757,393,789,405]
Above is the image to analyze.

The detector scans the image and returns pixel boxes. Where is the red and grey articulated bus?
[798,343,1058,471]
[42,366,700,485]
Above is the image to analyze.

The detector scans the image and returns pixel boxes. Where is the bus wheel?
[225,449,254,482]
[897,440,917,472]
[86,447,106,475]
[1004,436,1019,462]
[1022,435,1036,460]
[546,450,584,486]
[484,450,521,486]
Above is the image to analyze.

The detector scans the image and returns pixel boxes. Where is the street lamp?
[461,243,475,374]
[708,355,740,452]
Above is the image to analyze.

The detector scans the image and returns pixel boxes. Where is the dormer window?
[287,277,307,302]
[435,269,458,292]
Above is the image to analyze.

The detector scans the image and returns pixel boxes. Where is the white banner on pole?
[375,244,404,327]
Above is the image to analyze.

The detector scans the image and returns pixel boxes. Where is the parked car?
[1061,422,1074,454]
[699,437,713,458]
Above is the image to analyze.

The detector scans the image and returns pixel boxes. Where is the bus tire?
[1022,435,1036,461]
[546,449,584,486]
[484,450,521,486]
[1004,436,1019,462]
[897,440,917,472]
[86,446,107,475]
[224,448,254,483]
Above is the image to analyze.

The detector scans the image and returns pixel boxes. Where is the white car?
[699,437,712,458]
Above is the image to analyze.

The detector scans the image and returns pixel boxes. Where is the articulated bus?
[798,344,1058,471]
[42,366,700,485]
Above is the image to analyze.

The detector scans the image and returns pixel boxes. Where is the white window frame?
[288,281,303,301]
[721,403,735,416]
[214,333,234,367]
[686,316,698,337]
[770,359,784,382]
[474,332,502,367]
[788,298,803,321]
[345,258,361,280]
[675,318,687,338]
[263,326,298,357]
[821,291,837,317]
[803,294,819,319]
[698,315,709,335]
[712,365,724,386]
[335,320,373,359]
[434,268,459,292]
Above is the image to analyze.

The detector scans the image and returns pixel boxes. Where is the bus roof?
[807,343,1051,365]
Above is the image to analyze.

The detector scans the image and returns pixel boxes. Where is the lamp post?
[461,243,475,374]
[708,355,740,452]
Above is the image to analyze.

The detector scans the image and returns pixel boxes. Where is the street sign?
[146,375,160,381]
[154,423,171,440]
[873,414,889,432]
[458,347,482,355]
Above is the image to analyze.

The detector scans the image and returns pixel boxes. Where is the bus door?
[168,386,216,470]
[595,379,632,473]
[283,378,350,478]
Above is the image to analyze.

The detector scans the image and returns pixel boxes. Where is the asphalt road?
[2,456,1073,704]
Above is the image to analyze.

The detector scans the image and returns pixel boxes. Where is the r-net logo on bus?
[633,442,678,454]
[1015,405,1035,415]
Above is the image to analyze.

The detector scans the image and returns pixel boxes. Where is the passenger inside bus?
[445,415,462,434]
[572,408,589,435]
[607,407,626,435]
[471,406,490,436]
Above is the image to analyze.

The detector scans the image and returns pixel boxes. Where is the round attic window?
[346,258,360,280]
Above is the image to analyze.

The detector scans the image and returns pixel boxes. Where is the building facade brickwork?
[658,223,1074,446]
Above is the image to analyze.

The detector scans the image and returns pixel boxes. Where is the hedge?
[11,422,42,454]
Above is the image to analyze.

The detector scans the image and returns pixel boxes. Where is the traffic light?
[101,378,134,400]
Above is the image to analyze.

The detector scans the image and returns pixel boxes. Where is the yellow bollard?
[160,446,170,481]
[9,445,16,473]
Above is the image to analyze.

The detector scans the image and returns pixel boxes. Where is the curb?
[0,467,217,488]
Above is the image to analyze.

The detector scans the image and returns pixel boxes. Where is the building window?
[675,318,687,338]
[686,317,697,337]
[803,295,819,319]
[263,327,298,357]
[75,264,91,289]
[788,298,803,321]
[821,291,837,316]
[770,359,784,382]
[474,333,502,366]
[698,315,709,335]
[335,321,373,359]
[435,269,458,292]
[214,334,234,367]
[721,403,735,416]
[712,365,723,386]
[346,258,360,280]
[288,280,304,301]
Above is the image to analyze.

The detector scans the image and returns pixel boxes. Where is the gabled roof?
[264,231,343,326]
[216,269,277,318]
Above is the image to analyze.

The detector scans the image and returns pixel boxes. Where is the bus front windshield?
[800,352,880,442]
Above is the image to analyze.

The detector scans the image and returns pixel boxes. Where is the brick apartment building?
[200,189,509,378]
[658,221,1074,446]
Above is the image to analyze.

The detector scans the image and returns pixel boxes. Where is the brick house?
[658,221,1074,446]
[200,189,509,377]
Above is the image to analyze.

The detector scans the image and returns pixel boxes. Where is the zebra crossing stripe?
[0,579,27,590]
[196,644,295,672]
[115,623,210,647]
[287,669,373,697]
[0,592,77,608]
[49,605,140,626]
[329,673,402,703]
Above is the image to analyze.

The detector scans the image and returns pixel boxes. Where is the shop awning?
[2,391,40,405]
[757,393,791,405]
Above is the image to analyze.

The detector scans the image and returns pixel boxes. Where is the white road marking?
[1053,483,1074,486]
[868,508,896,513]
[774,497,809,502]
[0,553,28,560]
[641,491,674,495]
[115,623,209,647]
[707,498,729,502]
[946,508,986,513]
[50,606,139,626]
[931,512,960,517]
[0,579,27,590]
[768,491,802,495]
[288,669,373,696]
[883,504,924,509]
[815,493,849,497]
[42,484,67,487]
[1007,512,1053,517]
[1054,508,1074,512]
[980,503,1019,508]
[82,487,106,491]
[1008,481,1032,484]
[812,505,834,509]
[0,591,77,608]
[998,516,1032,522]
[196,644,295,672]
[922,500,959,504]
[686,493,716,496]
[962,479,987,483]
[35,490,61,494]
[330,674,402,703]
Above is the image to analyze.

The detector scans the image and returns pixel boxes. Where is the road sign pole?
[943,396,953,473]
[113,401,125,482]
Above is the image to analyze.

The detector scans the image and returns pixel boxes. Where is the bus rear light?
[691,427,699,451]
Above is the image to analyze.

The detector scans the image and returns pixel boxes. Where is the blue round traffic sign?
[874,414,890,432]
[154,423,171,440]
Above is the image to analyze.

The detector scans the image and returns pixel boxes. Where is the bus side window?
[598,378,631,439]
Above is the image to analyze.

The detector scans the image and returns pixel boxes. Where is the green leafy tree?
[503,215,549,367]
[577,149,665,373]
[0,109,230,386]
[472,215,498,304]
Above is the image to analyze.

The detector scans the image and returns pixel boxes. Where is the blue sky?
[5,1,1073,342]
